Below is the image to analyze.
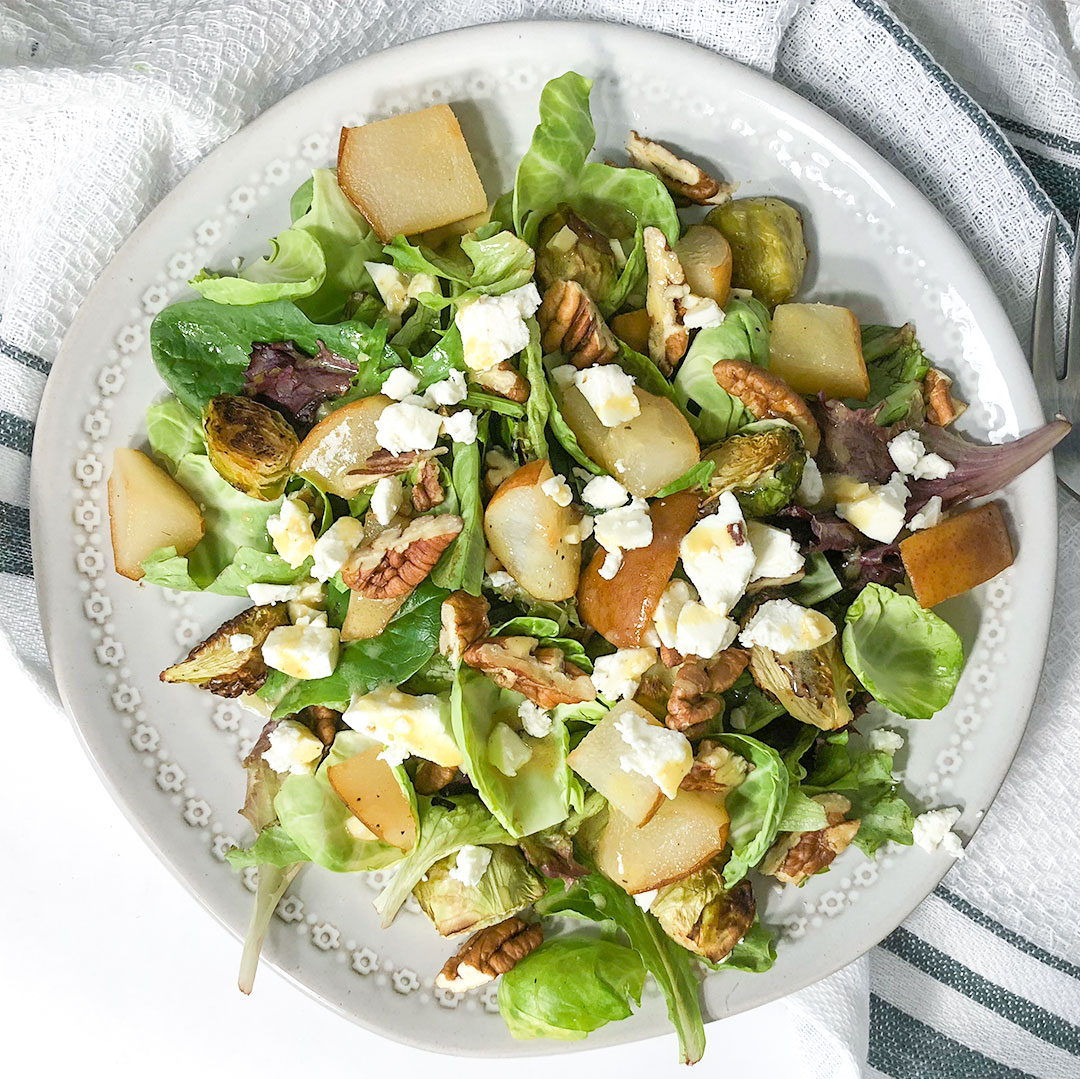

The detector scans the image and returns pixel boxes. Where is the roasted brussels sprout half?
[535,206,619,301]
[748,635,855,731]
[707,197,807,309]
[703,419,806,517]
[650,866,756,963]
[412,845,545,937]
[160,603,289,697]
[203,394,299,500]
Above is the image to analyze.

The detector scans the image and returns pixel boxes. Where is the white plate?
[31,20,1056,1057]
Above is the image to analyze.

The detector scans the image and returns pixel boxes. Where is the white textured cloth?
[2,2,1078,1076]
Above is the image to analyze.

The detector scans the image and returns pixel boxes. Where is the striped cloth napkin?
[1,2,1077,1075]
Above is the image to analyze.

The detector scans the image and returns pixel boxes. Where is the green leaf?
[289,175,314,222]
[493,616,562,638]
[521,319,549,459]
[498,938,645,1041]
[545,388,605,474]
[653,460,715,497]
[614,341,677,402]
[724,671,787,734]
[450,668,571,838]
[272,581,446,717]
[842,583,963,719]
[714,733,789,887]
[145,397,205,471]
[272,731,406,873]
[537,873,706,1065]
[673,297,770,443]
[789,552,843,606]
[373,794,514,927]
[382,229,534,298]
[431,439,485,594]
[411,322,466,389]
[226,825,308,869]
[190,227,326,305]
[776,781,830,832]
[713,919,777,973]
[150,297,393,413]
[850,323,931,423]
[851,788,915,855]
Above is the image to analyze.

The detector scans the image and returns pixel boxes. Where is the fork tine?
[1066,210,1080,382]
[1032,215,1058,398]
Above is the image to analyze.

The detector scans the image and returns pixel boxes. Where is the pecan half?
[411,459,445,512]
[473,361,530,403]
[713,359,821,454]
[626,130,733,206]
[665,649,750,734]
[463,635,597,710]
[538,280,619,368]
[414,761,460,795]
[341,514,463,598]
[346,447,437,485]
[439,590,490,664]
[435,916,544,992]
[644,226,690,375]
[923,367,967,426]
[760,792,861,885]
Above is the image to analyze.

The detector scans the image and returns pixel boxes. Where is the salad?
[107,72,1068,1062]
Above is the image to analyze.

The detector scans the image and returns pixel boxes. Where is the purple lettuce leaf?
[813,398,906,484]
[912,419,1070,508]
[243,339,357,425]
[776,504,864,553]
[841,543,905,589]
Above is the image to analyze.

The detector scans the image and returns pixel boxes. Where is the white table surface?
[0,640,803,1076]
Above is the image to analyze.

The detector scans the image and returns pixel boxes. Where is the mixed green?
[117,73,1069,1062]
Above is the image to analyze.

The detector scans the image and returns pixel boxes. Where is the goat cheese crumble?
[614,707,693,798]
[310,516,364,582]
[262,719,324,775]
[592,647,657,701]
[450,845,492,887]
[679,492,755,614]
[912,807,965,858]
[455,284,540,372]
[574,364,640,427]
[266,495,316,568]
[738,598,836,653]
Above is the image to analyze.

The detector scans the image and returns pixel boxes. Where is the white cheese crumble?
[518,700,554,738]
[796,456,825,508]
[651,579,696,650]
[908,495,943,531]
[266,495,317,568]
[371,476,403,526]
[229,633,254,653]
[550,363,577,388]
[442,409,478,444]
[593,497,653,580]
[738,598,836,653]
[592,647,658,701]
[887,430,955,480]
[381,366,420,400]
[287,579,326,625]
[262,623,340,680]
[365,261,412,316]
[262,719,324,775]
[450,845,492,887]
[485,570,517,593]
[455,284,541,372]
[565,513,594,545]
[540,473,573,507]
[342,684,462,768]
[679,492,756,615]
[247,581,304,605]
[582,474,630,510]
[310,516,364,582]
[614,708,693,798]
[633,888,659,911]
[681,294,725,329]
[746,521,805,582]
[912,807,965,858]
[485,448,517,490]
[868,728,905,755]
[425,369,468,406]
[574,364,640,427]
[375,400,444,455]
[673,602,739,660]
[834,472,910,544]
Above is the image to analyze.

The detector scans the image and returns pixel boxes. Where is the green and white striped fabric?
[1,2,1077,1075]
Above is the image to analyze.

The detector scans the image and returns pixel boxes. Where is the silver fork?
[1032,213,1080,497]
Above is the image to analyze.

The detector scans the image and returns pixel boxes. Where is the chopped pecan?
[760,792,861,885]
[346,447,437,485]
[341,514,463,598]
[472,361,530,403]
[411,459,445,511]
[463,635,597,710]
[659,644,685,668]
[626,130,733,206]
[923,367,967,426]
[681,739,753,793]
[665,648,750,733]
[537,280,619,368]
[713,359,821,455]
[301,705,341,746]
[644,226,690,375]
[484,448,518,494]
[435,916,544,992]
[160,603,289,697]
[414,761,460,795]
[439,590,490,664]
